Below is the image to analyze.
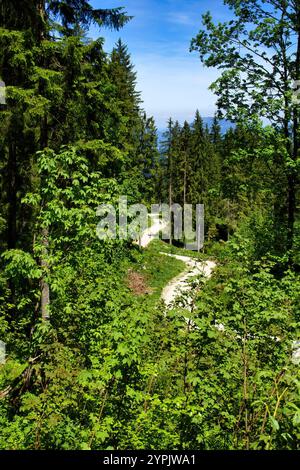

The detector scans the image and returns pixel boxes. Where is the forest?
[0,0,299,451]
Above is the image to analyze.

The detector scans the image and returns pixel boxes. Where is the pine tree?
[0,1,131,39]
[0,2,132,320]
[109,39,141,152]
[161,118,175,244]
[180,121,192,205]
[187,111,222,231]
[136,113,160,204]
[210,114,222,147]
[189,110,206,205]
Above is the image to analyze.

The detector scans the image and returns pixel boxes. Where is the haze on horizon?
[90,0,231,129]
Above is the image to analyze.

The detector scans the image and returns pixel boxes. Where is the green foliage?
[0,0,300,452]
[191,0,300,254]
[0,1,131,39]
[2,250,42,280]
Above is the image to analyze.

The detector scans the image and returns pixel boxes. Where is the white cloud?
[167,12,196,26]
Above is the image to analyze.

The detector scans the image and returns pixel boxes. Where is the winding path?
[137,214,216,310]
[139,219,299,364]
[138,214,168,248]
[160,253,216,309]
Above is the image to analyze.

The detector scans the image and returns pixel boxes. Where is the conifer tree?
[0,2,132,319]
[180,121,192,205]
[0,1,131,38]
[136,113,160,204]
[161,118,175,244]
[109,39,141,152]
[210,114,222,147]
[189,111,206,205]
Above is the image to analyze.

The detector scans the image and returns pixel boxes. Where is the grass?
[123,238,218,308]
[124,240,186,306]
[150,239,207,260]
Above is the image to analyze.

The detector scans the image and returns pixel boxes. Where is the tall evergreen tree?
[109,39,141,152]
[0,1,131,38]
[136,113,160,204]
[210,114,222,147]
[0,1,132,319]
[180,121,192,205]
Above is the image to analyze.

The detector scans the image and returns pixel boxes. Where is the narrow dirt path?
[138,214,168,248]
[139,225,299,364]
[136,214,216,309]
[160,253,216,309]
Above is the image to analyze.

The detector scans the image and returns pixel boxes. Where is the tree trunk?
[40,227,50,320]
[7,141,17,249]
[183,152,187,206]
[40,113,50,320]
[169,153,173,246]
[288,12,300,254]
[36,0,46,41]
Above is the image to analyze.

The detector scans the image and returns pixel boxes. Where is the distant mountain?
[157,117,234,144]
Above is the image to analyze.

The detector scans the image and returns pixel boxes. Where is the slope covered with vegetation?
[0,0,299,450]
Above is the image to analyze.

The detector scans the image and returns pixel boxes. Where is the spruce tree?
[136,113,160,204]
[0,1,131,38]
[180,121,192,205]
[0,1,132,320]
[109,39,141,152]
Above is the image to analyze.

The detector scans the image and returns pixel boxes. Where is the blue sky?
[90,1,231,128]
